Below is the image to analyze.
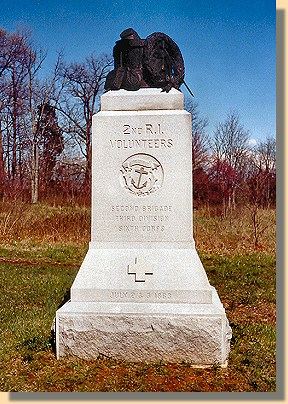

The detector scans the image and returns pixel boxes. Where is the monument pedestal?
[55,88,231,365]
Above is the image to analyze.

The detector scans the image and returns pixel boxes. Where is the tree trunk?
[12,111,17,182]
[84,132,92,194]
[266,175,270,209]
[221,181,227,217]
[11,70,18,183]
[31,142,39,204]
[0,122,6,198]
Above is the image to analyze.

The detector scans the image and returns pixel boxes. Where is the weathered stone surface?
[56,288,232,364]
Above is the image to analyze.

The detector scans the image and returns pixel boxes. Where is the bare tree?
[0,28,112,202]
[0,30,8,196]
[211,111,250,216]
[0,28,37,195]
[0,121,5,197]
[0,27,66,203]
[0,29,15,77]
[256,137,276,208]
[242,136,276,247]
[57,54,113,191]
[25,54,65,204]
[185,99,210,206]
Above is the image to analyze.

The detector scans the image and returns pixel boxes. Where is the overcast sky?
[1,0,276,143]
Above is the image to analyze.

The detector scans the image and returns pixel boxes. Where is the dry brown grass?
[193,206,276,256]
[0,200,276,256]
[0,200,90,244]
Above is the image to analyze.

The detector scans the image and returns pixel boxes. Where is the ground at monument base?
[55,287,231,365]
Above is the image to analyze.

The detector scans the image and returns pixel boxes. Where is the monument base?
[55,287,231,365]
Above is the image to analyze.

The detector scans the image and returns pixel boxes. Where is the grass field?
[0,202,276,392]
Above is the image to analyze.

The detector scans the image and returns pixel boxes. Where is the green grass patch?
[0,241,88,266]
[0,262,78,357]
[0,243,276,392]
[201,252,276,305]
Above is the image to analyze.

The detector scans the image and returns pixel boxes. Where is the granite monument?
[54,29,231,365]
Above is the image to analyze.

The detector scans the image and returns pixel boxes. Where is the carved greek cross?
[127,257,153,282]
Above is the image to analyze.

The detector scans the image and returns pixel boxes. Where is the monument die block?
[91,106,193,243]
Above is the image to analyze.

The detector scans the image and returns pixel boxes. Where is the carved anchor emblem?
[120,154,164,197]
[131,166,149,189]
[127,257,153,282]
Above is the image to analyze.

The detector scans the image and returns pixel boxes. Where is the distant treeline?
[0,28,275,214]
